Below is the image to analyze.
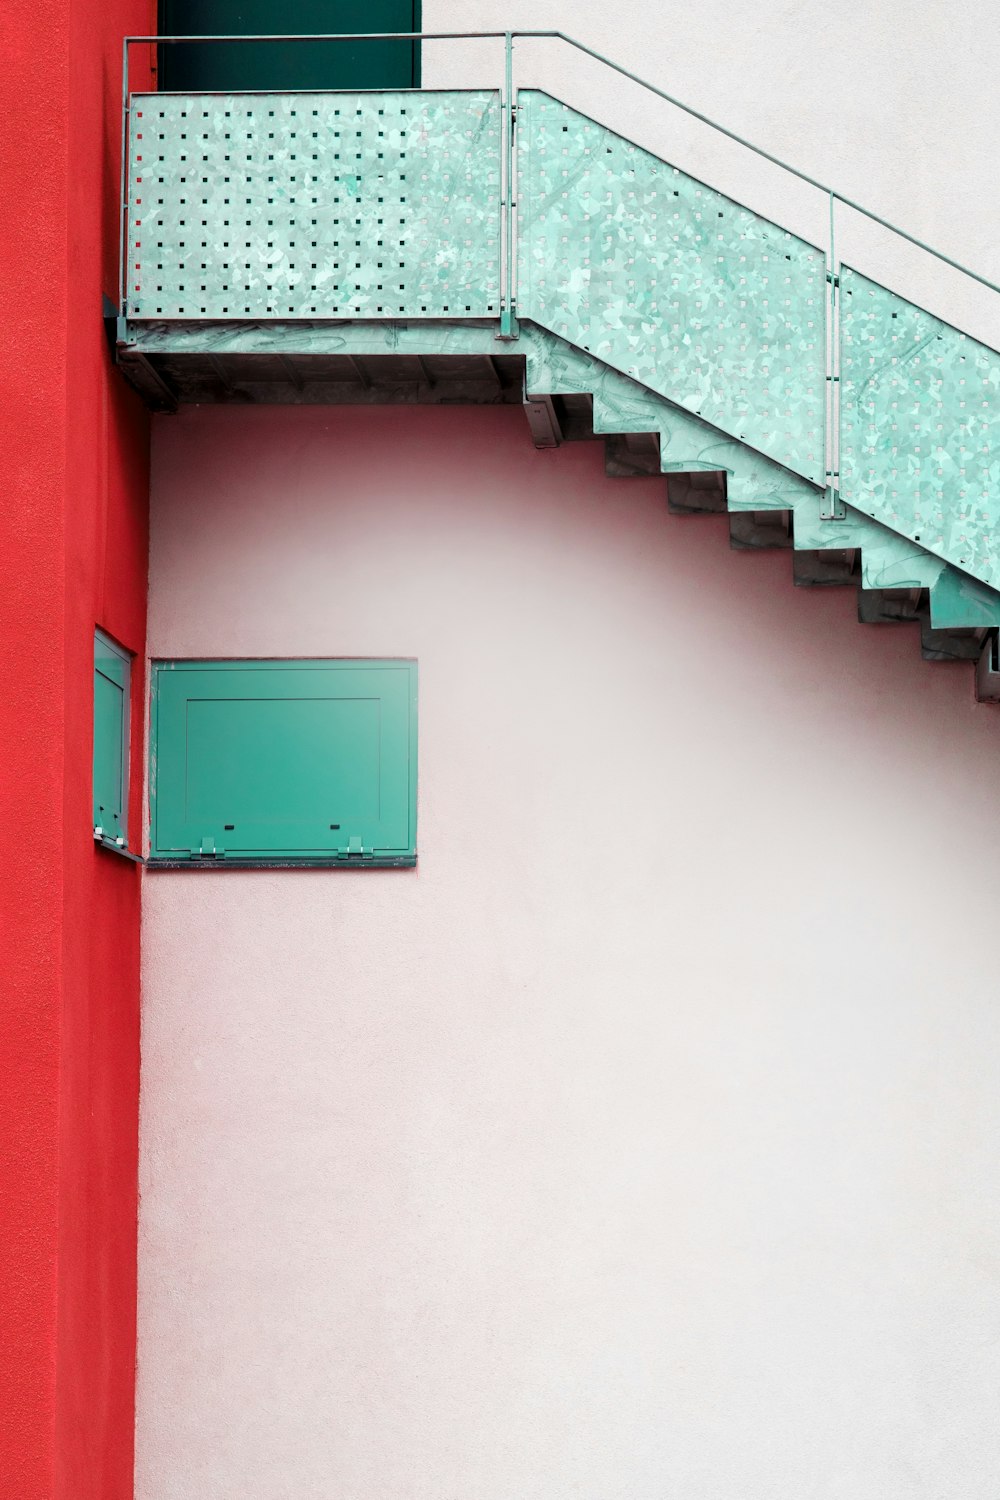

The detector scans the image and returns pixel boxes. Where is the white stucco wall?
[138,402,1000,1499]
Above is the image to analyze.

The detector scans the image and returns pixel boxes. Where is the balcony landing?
[117,320,525,409]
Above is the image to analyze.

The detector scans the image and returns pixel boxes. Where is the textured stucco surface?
[0,3,152,1497]
[139,403,1000,1499]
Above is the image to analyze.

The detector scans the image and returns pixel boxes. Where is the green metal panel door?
[158,1,421,92]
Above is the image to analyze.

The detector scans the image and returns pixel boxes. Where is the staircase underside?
[118,316,1000,685]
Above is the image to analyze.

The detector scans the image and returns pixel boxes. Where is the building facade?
[3,4,1000,1497]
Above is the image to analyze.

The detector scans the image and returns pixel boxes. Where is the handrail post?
[119,37,130,316]
[822,191,845,519]
[497,30,519,340]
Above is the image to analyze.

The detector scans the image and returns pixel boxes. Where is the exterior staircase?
[116,36,1000,695]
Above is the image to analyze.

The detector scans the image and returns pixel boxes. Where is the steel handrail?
[122,27,999,513]
[123,28,1000,298]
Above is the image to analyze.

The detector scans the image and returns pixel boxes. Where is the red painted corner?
[0,2,155,1496]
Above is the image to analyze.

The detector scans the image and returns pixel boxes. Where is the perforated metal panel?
[516,91,827,485]
[127,90,501,319]
[840,268,1000,585]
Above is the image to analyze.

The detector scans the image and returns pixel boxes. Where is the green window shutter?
[158,2,421,93]
[150,659,417,866]
[93,630,131,847]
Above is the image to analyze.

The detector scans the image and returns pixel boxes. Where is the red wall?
[0,3,154,1496]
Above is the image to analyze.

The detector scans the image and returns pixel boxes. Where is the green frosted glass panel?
[93,632,130,842]
[158,2,421,94]
[150,659,417,863]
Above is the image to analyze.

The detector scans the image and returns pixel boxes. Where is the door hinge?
[94,828,144,864]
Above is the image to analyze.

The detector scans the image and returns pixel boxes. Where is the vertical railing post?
[822,190,845,518]
[120,37,130,316]
[497,30,519,340]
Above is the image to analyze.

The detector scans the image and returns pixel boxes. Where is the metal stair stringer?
[516,90,1000,593]
[522,323,1000,682]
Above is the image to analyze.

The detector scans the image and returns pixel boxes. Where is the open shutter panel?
[93,631,131,844]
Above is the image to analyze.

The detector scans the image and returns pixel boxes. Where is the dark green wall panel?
[158,1,421,92]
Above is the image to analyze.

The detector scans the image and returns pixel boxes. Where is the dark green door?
[158,1,421,92]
